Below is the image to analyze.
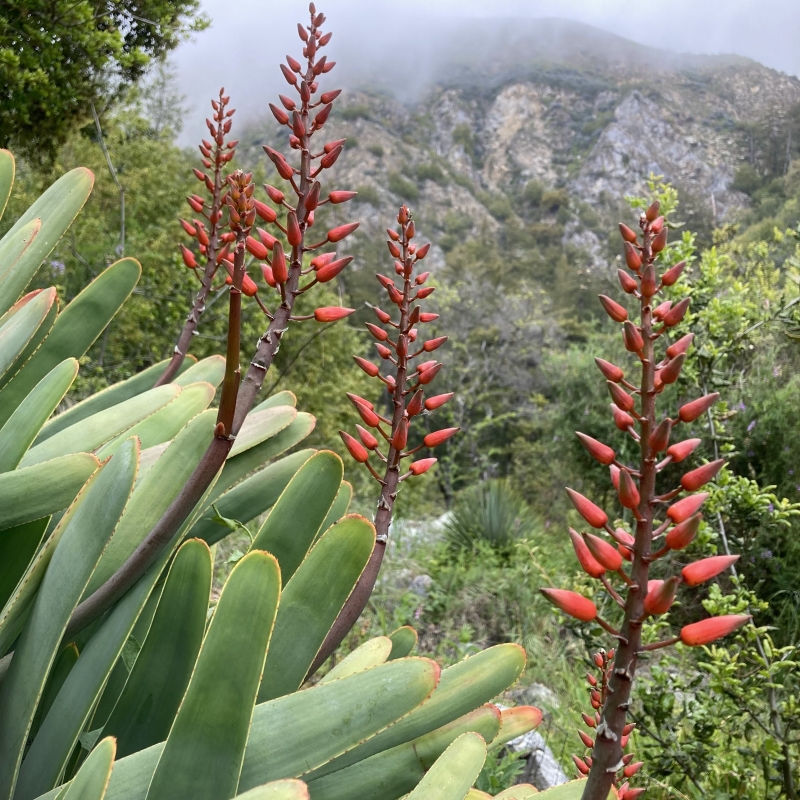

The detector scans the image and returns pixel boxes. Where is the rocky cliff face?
[241,19,800,280]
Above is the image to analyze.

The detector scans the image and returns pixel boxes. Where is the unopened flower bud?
[666,513,702,550]
[645,200,660,221]
[610,404,635,431]
[618,469,640,510]
[643,576,679,615]
[608,381,635,413]
[269,103,289,125]
[329,190,357,204]
[340,431,369,463]
[618,269,638,294]
[353,356,380,377]
[680,615,751,646]
[272,241,288,283]
[660,353,686,385]
[356,424,378,450]
[681,459,724,491]
[424,393,453,411]
[566,488,608,529]
[180,245,197,269]
[261,264,276,288]
[619,223,638,243]
[572,755,590,776]
[409,457,437,476]
[595,358,624,383]
[599,294,628,323]
[651,227,668,253]
[321,145,344,169]
[569,529,606,579]
[623,321,644,352]
[416,242,431,260]
[624,242,642,270]
[392,418,409,451]
[640,263,657,297]
[328,222,359,242]
[423,336,448,352]
[653,300,672,321]
[423,427,459,447]
[661,260,687,286]
[666,438,701,463]
[419,312,439,323]
[576,432,615,465]
[662,297,690,327]
[317,256,353,283]
[541,588,597,623]
[678,392,719,423]
[246,236,268,260]
[682,554,740,586]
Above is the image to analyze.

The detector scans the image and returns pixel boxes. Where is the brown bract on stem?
[155,89,237,387]
[307,205,457,675]
[541,202,752,800]
[64,4,358,639]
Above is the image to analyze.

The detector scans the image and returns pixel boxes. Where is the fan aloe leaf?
[406,732,487,800]
[315,481,352,544]
[29,643,79,742]
[0,167,94,317]
[464,789,491,800]
[0,150,13,220]
[258,515,375,703]
[250,450,343,581]
[36,358,197,444]
[174,355,225,388]
[304,644,526,781]
[0,518,49,613]
[493,785,538,800]
[0,439,138,800]
[19,418,220,800]
[229,406,297,458]
[304,706,501,800]
[144,551,281,800]
[61,737,115,800]
[191,449,316,547]
[215,413,315,498]
[319,637,392,685]
[527,782,592,800]
[0,452,99,533]
[489,707,542,751]
[0,287,55,383]
[387,626,418,660]
[100,539,212,758]
[235,780,308,800]
[252,390,297,412]
[0,220,41,317]
[21,384,180,467]
[0,257,141,428]
[97,382,215,459]
[0,359,78,472]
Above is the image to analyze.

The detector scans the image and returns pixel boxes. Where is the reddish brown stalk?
[155,90,235,386]
[308,206,455,675]
[65,4,357,638]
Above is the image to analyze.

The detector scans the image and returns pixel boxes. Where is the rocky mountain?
[240,18,800,287]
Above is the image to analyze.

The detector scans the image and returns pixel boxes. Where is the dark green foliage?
[387,172,419,201]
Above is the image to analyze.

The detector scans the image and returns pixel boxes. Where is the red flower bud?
[576,432,615,466]
[409,458,437,476]
[257,228,277,252]
[619,223,638,243]
[387,240,401,258]
[651,227,668,253]
[618,469,640,510]
[317,256,353,283]
[351,400,382,429]
[416,287,435,300]
[253,200,277,225]
[608,382,635,413]
[245,236,267,260]
[582,712,596,727]
[180,245,197,269]
[315,306,355,322]
[424,393,453,411]
[623,762,644,779]
[566,488,608,529]
[261,264,276,288]
[680,615,751,646]
[623,321,644,352]
[195,222,209,247]
[572,755,590,776]
[365,322,388,342]
[541,588,597,623]
[423,427,459,448]
[280,64,298,85]
[272,241,288,284]
[305,182,321,213]
[353,356,380,377]
[662,297,690,327]
[406,390,424,416]
[297,22,309,41]
[644,576,680,615]
[372,307,391,325]
[595,358,624,383]
[668,492,709,523]
[661,260,687,286]
[569,528,606,579]
[340,431,369,463]
[418,362,442,384]
[641,263,657,297]
[652,300,672,321]
[187,195,204,213]
[274,157,294,181]
[611,526,635,547]
[284,211,300,247]
[578,730,594,749]
[321,145,344,169]
[682,555,740,586]
[269,103,289,125]
[660,353,686,386]
[417,360,436,374]
[328,222,359,243]
[320,89,341,104]
[679,392,719,423]
[621,789,646,800]
[651,216,665,233]
[667,438,701,463]
[419,312,439,322]
[179,218,197,237]
[584,532,622,571]
[314,103,333,128]
[624,242,642,270]
[666,333,694,359]
[681,459,724,491]
[618,269,638,294]
[423,336,448,352]
[221,261,259,297]
[392,418,409,451]
[329,191,357,204]
[649,418,672,453]
[645,200,660,221]
[416,271,431,285]
[610,404,635,431]
[599,294,628,323]
[415,242,431,260]
[665,513,702,550]
[356,424,379,450]
[609,464,620,490]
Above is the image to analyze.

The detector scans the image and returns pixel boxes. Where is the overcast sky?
[171,0,800,142]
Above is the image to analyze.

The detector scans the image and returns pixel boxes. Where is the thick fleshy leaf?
[0,220,41,317]
[0,287,55,382]
[97,382,215,459]
[229,406,297,457]
[145,551,281,800]
[0,150,14,221]
[22,384,180,467]
[191,449,316,546]
[0,439,137,800]
[493,786,539,800]
[29,643,79,742]
[388,626,418,660]
[315,482,352,544]
[252,390,297,412]
[61,737,115,800]
[235,780,308,800]
[527,782,589,800]
[101,539,212,758]
[19,414,218,797]
[319,637,392,685]
[258,515,375,703]
[0,518,49,611]
[304,644,526,782]
[0,452,99,533]
[489,707,542,751]
[36,357,197,444]
[0,359,78,472]
[250,450,343,581]
[0,167,94,316]
[0,257,141,428]
[305,706,501,800]
[406,732,487,800]
[174,355,225,388]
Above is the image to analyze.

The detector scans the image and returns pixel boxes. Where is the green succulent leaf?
[234,780,308,800]
[252,390,297,411]
[0,220,42,317]
[229,406,297,458]
[0,167,94,317]
[29,643,80,743]
[0,150,14,221]
[258,514,375,703]
[145,551,281,800]
[406,732,487,800]
[250,450,343,581]
[387,626,418,660]
[0,452,99,533]
[489,707,541,752]
[0,359,78,472]
[100,538,212,758]
[492,785,539,800]
[0,257,141,428]
[0,438,137,800]
[174,355,225,388]
[0,287,55,383]
[0,518,49,612]
[60,737,115,800]
[319,637,393,685]
[315,482,352,545]
[528,782,591,800]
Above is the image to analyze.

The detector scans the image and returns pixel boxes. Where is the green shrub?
[352,185,380,206]
[416,162,448,185]
[388,171,419,201]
